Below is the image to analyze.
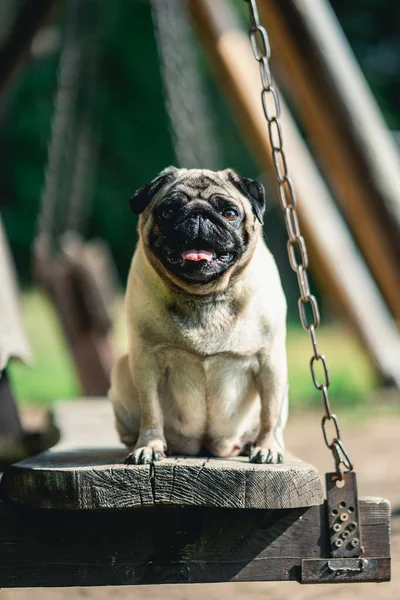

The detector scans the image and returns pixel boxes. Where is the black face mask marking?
[130,168,266,284]
[150,195,246,283]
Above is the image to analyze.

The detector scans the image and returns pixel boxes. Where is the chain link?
[243,0,353,478]
[296,266,311,301]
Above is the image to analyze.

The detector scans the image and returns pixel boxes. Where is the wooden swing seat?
[2,400,324,511]
[0,399,390,586]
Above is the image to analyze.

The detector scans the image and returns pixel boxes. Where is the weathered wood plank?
[154,456,323,509]
[0,498,390,587]
[0,400,324,509]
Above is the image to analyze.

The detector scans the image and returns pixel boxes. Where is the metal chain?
[243,0,353,478]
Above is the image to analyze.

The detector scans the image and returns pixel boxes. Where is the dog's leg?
[109,353,166,464]
[123,350,166,465]
[109,348,167,465]
[109,354,140,452]
[250,342,288,464]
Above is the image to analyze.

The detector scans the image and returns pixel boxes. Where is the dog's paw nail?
[124,452,135,465]
[126,446,166,465]
[141,451,152,464]
[249,448,265,463]
[249,447,284,464]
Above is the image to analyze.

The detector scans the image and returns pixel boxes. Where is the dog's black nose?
[186,212,205,239]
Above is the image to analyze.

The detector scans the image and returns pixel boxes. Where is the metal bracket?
[301,471,391,583]
[325,471,362,557]
[301,557,391,583]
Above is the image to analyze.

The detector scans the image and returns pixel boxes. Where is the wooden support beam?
[258,0,400,322]
[189,0,400,388]
[0,0,60,99]
[0,498,390,586]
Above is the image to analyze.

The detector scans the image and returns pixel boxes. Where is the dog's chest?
[169,300,263,356]
[159,346,259,438]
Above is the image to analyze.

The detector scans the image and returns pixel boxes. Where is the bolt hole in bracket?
[302,472,390,583]
[325,471,362,557]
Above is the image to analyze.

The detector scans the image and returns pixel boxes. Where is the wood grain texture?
[1,400,323,509]
[154,456,323,509]
[0,498,390,587]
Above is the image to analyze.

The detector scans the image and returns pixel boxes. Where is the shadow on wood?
[0,498,390,587]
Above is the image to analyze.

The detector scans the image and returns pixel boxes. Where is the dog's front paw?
[125,440,166,465]
[249,443,284,464]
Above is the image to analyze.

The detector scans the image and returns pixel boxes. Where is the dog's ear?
[224,169,266,224]
[129,166,179,215]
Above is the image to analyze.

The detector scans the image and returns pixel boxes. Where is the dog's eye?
[223,208,239,222]
[162,208,174,219]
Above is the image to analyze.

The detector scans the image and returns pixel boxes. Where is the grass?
[286,325,377,412]
[8,291,80,405]
[8,290,378,412]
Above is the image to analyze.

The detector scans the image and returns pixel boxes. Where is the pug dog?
[108,167,288,465]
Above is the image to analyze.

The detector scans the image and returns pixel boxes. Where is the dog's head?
[130,167,266,291]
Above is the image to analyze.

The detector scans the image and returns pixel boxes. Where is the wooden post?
[35,253,116,397]
[189,0,400,387]
[257,0,400,322]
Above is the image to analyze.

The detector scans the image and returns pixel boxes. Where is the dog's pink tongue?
[182,249,213,262]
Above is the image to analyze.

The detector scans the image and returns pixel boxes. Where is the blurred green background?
[2,0,399,409]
